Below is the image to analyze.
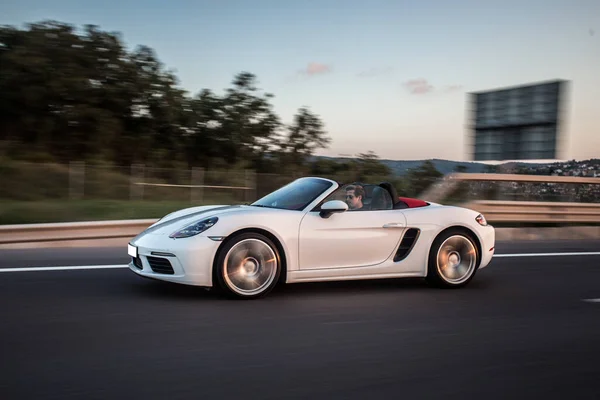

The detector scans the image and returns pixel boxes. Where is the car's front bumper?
[127,233,222,287]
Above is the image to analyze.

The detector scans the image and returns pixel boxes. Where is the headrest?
[371,186,393,210]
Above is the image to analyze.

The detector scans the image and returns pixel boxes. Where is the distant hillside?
[378,159,489,176]
[312,156,491,176]
[311,156,569,177]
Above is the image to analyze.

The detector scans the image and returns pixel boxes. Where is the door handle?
[383,223,404,228]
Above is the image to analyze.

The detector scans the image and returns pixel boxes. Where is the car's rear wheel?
[214,232,281,299]
[426,229,479,288]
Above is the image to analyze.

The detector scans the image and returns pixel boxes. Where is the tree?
[283,106,330,167]
[0,21,329,172]
[353,151,391,179]
[405,160,443,196]
[217,72,281,167]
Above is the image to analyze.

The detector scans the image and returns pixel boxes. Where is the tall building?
[468,80,568,161]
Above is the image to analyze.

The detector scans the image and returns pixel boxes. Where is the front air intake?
[147,256,175,275]
[394,228,420,262]
[132,256,143,269]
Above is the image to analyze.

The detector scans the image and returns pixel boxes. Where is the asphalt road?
[1,239,599,268]
[1,241,599,399]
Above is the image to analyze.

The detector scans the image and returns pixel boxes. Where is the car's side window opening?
[323,183,394,211]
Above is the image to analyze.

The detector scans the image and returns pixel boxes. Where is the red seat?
[398,197,429,208]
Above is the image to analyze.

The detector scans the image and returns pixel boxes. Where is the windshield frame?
[250,177,338,211]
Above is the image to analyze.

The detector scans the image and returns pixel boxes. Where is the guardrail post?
[244,169,256,203]
[69,161,85,200]
[191,167,204,203]
[130,164,145,201]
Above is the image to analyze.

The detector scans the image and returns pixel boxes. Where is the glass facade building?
[468,80,568,161]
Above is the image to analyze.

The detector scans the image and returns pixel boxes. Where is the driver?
[345,184,365,210]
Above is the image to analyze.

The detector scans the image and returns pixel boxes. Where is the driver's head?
[345,184,364,209]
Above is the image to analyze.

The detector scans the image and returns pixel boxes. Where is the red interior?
[398,197,429,208]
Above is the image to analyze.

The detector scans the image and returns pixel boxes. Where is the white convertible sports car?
[127,177,495,299]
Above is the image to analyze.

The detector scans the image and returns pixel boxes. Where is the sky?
[1,0,599,162]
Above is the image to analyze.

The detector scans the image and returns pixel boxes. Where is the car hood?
[133,204,263,238]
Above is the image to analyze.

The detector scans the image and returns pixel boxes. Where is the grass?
[0,200,243,225]
[0,158,250,224]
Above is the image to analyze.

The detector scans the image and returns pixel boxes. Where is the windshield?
[251,178,334,211]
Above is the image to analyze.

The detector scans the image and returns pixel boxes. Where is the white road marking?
[494,252,600,258]
[582,298,600,303]
[0,264,128,272]
[0,251,599,273]
[322,320,375,325]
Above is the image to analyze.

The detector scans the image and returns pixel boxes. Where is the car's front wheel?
[426,229,479,288]
[214,232,281,299]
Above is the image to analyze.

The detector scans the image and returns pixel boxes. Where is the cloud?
[299,62,331,76]
[445,85,464,93]
[403,79,434,95]
[402,79,464,95]
[357,66,394,78]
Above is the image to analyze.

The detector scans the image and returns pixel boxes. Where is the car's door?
[298,185,407,270]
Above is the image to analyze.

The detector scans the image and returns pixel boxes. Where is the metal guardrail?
[0,173,598,245]
[0,219,157,245]
[440,173,600,223]
[0,202,598,245]
[450,173,599,184]
[419,172,600,203]
[464,200,600,223]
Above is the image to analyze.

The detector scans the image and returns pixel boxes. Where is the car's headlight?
[475,214,487,226]
[169,217,218,238]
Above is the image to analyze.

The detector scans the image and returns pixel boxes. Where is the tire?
[426,229,479,288]
[214,232,282,299]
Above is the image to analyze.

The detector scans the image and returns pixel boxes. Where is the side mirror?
[319,200,348,218]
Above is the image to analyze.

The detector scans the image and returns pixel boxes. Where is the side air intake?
[394,228,420,262]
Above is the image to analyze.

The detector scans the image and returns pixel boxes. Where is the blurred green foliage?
[0,21,329,173]
[0,200,216,224]
[0,20,449,224]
